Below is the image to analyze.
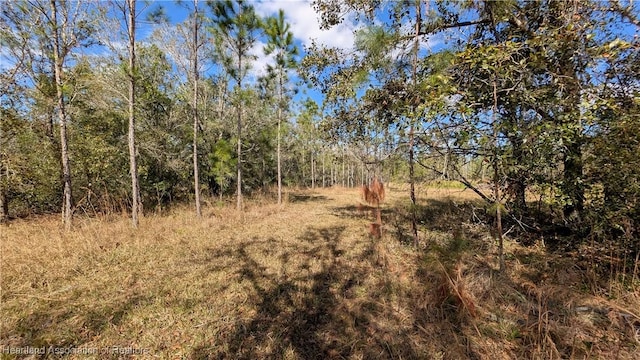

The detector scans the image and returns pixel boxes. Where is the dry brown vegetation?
[1,186,639,359]
[361,178,386,238]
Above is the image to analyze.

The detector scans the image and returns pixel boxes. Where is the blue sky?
[139,0,364,107]
[5,0,635,113]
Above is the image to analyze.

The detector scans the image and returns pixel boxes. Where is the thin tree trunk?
[492,79,505,272]
[342,149,345,187]
[46,110,55,144]
[192,0,202,217]
[409,0,421,248]
[494,161,505,271]
[301,151,305,186]
[409,127,418,247]
[236,54,243,210]
[50,0,73,231]
[322,154,325,188]
[0,188,8,224]
[508,134,527,214]
[214,80,225,201]
[331,162,334,186]
[277,76,282,204]
[0,150,9,222]
[127,0,141,227]
[311,153,315,189]
[441,151,448,180]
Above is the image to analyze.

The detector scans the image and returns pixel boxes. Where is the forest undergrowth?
[1,186,639,359]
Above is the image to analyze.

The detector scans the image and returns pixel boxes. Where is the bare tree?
[192,0,202,217]
[125,0,142,227]
[48,0,74,230]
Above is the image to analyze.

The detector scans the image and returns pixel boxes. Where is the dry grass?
[1,186,639,359]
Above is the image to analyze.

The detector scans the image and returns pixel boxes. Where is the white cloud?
[250,1,358,80]
[254,0,357,50]
[249,39,275,78]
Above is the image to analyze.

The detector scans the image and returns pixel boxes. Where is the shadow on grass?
[287,194,330,203]
[331,197,488,247]
[330,205,394,221]
[4,291,149,351]
[190,225,432,359]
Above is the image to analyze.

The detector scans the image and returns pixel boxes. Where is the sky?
[104,0,359,110]
[154,0,361,105]
[157,0,358,52]
[5,0,636,111]
[146,0,448,109]
[0,0,449,109]
[0,0,360,114]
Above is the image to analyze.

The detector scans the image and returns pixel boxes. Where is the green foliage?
[263,9,298,70]
[207,139,236,196]
[2,0,638,268]
[209,0,262,85]
[1,110,61,215]
[307,0,640,258]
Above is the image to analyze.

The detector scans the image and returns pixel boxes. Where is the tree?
[108,0,166,226]
[1,0,99,229]
[190,0,204,217]
[125,0,142,227]
[209,0,262,210]
[263,9,298,204]
[294,98,322,188]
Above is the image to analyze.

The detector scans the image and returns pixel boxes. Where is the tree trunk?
[301,151,305,186]
[441,151,448,180]
[127,0,141,228]
[192,0,202,217]
[551,2,585,222]
[311,153,315,189]
[563,140,584,219]
[236,54,243,210]
[408,0,421,248]
[322,154,325,188]
[507,132,527,215]
[331,162,335,186]
[341,149,345,187]
[492,79,505,272]
[0,188,8,224]
[494,160,505,272]
[277,76,282,204]
[50,0,73,231]
[409,127,418,247]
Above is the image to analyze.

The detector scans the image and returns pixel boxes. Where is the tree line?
[1,0,373,227]
[1,0,639,263]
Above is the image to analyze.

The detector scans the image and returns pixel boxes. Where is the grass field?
[1,186,639,359]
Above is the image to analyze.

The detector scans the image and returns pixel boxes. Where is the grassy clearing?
[1,186,639,359]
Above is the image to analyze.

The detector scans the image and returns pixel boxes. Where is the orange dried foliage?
[370,178,385,203]
[361,185,373,204]
[362,178,385,235]
[361,178,385,205]
[438,262,477,318]
[369,222,381,238]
